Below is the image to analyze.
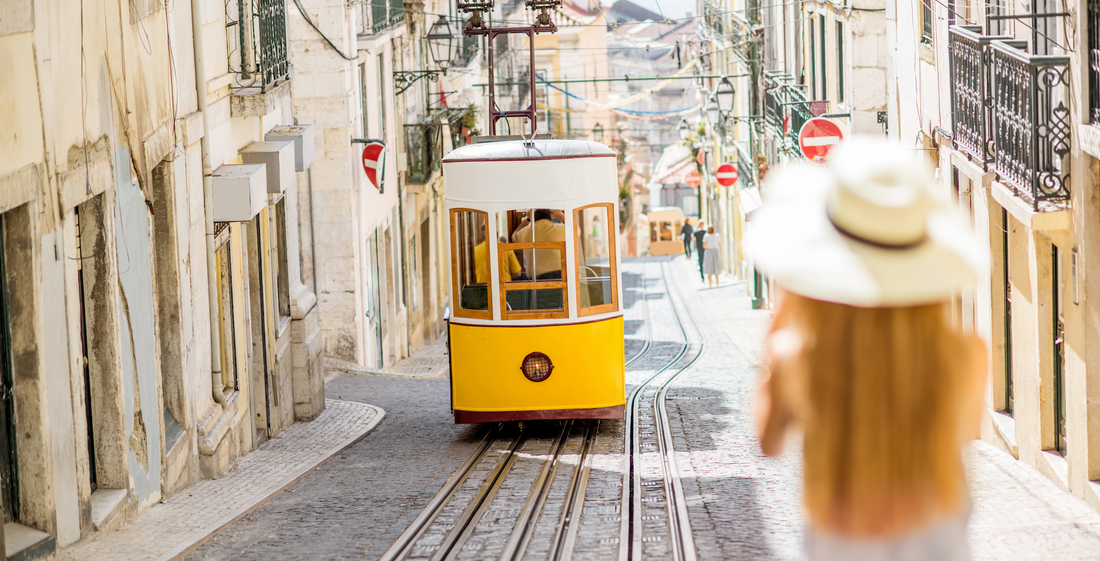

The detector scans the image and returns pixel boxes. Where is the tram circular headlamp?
[520,352,554,382]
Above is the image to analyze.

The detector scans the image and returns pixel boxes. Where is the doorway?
[420,219,432,340]
[367,232,383,369]
[0,214,18,521]
[75,208,98,493]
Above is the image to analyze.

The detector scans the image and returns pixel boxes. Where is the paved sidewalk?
[52,399,384,561]
[325,335,450,380]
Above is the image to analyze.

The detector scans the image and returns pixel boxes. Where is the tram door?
[0,215,18,521]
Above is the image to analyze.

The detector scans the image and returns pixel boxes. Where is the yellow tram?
[645,207,687,257]
[443,139,625,423]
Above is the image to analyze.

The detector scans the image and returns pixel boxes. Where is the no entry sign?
[716,162,738,187]
[685,170,701,187]
[361,142,386,191]
[798,118,844,162]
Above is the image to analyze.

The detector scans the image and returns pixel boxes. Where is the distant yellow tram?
[443,139,626,423]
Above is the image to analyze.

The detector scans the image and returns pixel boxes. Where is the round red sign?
[685,170,701,187]
[361,142,386,190]
[716,163,738,187]
[798,118,844,162]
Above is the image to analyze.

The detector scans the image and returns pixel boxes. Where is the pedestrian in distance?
[748,137,986,561]
[702,226,721,287]
[692,221,706,280]
[680,220,694,258]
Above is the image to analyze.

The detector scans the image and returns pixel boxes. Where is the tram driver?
[512,208,566,280]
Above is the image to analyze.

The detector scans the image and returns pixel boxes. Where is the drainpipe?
[192,0,227,405]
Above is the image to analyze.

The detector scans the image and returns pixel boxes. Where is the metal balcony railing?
[949,26,1004,168]
[763,71,789,136]
[227,0,290,91]
[453,34,480,68]
[363,0,405,35]
[990,40,1071,209]
[787,87,813,142]
[703,0,727,38]
[736,142,755,188]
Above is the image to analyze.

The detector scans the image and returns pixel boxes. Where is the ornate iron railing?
[949,26,1006,168]
[736,142,755,188]
[787,86,813,143]
[763,71,789,136]
[703,0,726,38]
[227,0,290,91]
[367,0,405,35]
[990,40,1071,209]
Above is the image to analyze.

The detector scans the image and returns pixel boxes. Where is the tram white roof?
[442,138,616,162]
[443,139,618,205]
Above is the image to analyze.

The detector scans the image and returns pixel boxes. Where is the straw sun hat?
[745,136,985,307]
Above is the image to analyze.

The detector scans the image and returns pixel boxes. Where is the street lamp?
[394,16,458,95]
[705,97,721,132]
[426,15,458,72]
[593,122,604,143]
[715,77,736,116]
[678,119,691,141]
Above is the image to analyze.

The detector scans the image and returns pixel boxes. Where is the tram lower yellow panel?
[450,317,626,413]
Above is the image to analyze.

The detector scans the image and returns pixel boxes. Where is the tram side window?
[451,209,490,317]
[575,205,617,314]
[497,209,568,316]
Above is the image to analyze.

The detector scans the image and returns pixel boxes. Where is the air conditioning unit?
[240,140,295,194]
[265,124,316,171]
[211,164,267,222]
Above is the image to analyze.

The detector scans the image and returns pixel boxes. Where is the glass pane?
[501,209,566,281]
[575,206,614,309]
[453,210,489,312]
[505,288,565,312]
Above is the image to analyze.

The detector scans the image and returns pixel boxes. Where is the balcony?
[990,41,1070,209]
[736,142,756,188]
[949,25,1071,211]
[702,0,727,38]
[359,0,406,36]
[787,87,813,142]
[763,71,790,136]
[453,34,480,68]
[226,0,290,92]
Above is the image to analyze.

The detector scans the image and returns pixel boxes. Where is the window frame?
[921,0,934,44]
[574,203,619,317]
[449,208,492,320]
[497,240,569,320]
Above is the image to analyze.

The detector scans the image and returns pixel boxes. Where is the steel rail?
[378,423,504,561]
[618,259,703,561]
[548,420,599,560]
[432,430,527,561]
[499,421,574,561]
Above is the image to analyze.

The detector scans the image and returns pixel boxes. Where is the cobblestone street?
[180,258,1100,560]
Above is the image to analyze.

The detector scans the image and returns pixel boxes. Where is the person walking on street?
[748,138,986,561]
[680,221,694,258]
[693,221,706,280]
[702,226,722,287]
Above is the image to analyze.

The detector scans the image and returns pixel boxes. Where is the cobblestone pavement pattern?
[182,257,1100,561]
[52,400,383,560]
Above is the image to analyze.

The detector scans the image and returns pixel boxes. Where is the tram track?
[380,260,700,561]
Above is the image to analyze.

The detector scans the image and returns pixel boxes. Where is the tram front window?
[497,209,568,317]
[575,204,617,314]
[451,209,490,317]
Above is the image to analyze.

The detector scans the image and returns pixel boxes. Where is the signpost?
[798,118,844,162]
[685,170,701,187]
[361,142,386,191]
[716,163,738,187]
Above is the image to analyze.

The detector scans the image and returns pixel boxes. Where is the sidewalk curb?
[156,401,385,560]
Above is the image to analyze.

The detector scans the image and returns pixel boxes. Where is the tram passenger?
[512,209,566,280]
[474,236,523,283]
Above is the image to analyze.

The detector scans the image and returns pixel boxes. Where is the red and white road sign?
[361,142,386,190]
[716,162,738,187]
[798,118,844,162]
[685,170,702,187]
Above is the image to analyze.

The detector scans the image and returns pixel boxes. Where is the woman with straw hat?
[748,137,987,560]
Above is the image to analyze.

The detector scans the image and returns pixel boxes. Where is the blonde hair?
[770,293,970,536]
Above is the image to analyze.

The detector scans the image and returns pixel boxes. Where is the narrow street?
[179,258,1100,561]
